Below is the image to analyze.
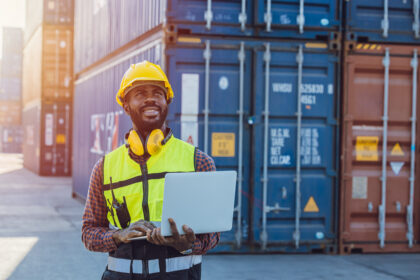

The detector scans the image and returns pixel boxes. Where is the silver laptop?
[160,170,237,236]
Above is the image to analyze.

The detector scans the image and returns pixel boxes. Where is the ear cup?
[146,129,165,156]
[127,130,145,156]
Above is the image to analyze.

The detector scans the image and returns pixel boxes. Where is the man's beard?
[130,105,168,133]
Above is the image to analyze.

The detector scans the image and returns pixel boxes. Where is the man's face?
[123,83,168,133]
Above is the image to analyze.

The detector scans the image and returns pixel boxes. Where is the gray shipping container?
[0,125,23,153]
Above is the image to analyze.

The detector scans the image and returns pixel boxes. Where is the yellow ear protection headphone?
[126,128,173,156]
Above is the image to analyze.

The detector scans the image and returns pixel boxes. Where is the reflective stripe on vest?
[107,255,202,274]
[103,136,196,228]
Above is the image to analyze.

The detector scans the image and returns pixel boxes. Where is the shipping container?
[25,0,74,44]
[22,25,73,107]
[340,43,420,253]
[0,101,21,125]
[23,101,72,176]
[345,0,420,44]
[254,0,341,40]
[73,31,339,253]
[0,125,23,153]
[1,27,23,101]
[74,0,253,74]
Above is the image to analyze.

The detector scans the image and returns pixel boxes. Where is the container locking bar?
[379,48,390,248]
[261,43,271,251]
[414,0,420,38]
[234,42,246,248]
[239,0,247,31]
[381,0,389,38]
[294,45,304,249]
[297,0,305,34]
[264,0,272,32]
[205,0,213,30]
[52,104,58,175]
[203,40,211,154]
[64,104,70,174]
[407,49,418,247]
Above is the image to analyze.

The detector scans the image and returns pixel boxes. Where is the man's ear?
[123,99,130,116]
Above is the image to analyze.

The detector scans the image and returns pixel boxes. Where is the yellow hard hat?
[116,61,174,106]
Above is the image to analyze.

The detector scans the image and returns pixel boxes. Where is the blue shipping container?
[73,33,339,252]
[255,0,341,40]
[74,0,253,74]
[346,0,420,43]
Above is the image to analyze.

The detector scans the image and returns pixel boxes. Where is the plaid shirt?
[81,144,220,254]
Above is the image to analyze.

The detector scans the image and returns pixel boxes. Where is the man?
[82,61,219,279]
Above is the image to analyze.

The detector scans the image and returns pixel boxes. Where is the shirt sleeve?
[191,148,221,255]
[81,158,119,252]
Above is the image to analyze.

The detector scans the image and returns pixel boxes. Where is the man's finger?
[151,228,162,245]
[156,228,168,244]
[182,225,196,242]
[168,218,180,240]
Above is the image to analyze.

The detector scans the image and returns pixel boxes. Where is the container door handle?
[239,0,247,31]
[205,0,213,30]
[261,43,271,250]
[203,40,211,153]
[379,48,390,248]
[264,0,272,32]
[234,42,246,248]
[297,0,305,34]
[413,0,420,38]
[407,49,418,247]
[381,0,389,37]
[294,45,304,249]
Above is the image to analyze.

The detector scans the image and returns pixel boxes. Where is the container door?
[41,102,72,176]
[253,43,338,252]
[167,40,252,251]
[346,0,420,43]
[341,45,420,253]
[255,0,339,37]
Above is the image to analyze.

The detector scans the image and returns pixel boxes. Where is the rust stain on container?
[340,44,420,253]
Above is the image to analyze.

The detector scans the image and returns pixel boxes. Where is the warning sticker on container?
[211,133,235,157]
[390,162,404,175]
[56,134,66,144]
[304,196,319,212]
[356,136,378,161]
[352,176,368,199]
[391,143,404,156]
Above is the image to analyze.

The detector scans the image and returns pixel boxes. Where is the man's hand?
[112,220,156,245]
[147,218,196,252]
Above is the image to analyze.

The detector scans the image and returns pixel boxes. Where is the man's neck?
[135,123,167,140]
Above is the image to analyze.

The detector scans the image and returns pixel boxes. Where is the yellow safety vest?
[103,136,196,228]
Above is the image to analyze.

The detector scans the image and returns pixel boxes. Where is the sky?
[0,0,26,58]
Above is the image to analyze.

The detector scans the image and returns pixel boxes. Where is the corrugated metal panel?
[252,42,338,252]
[23,101,72,176]
[346,0,420,43]
[0,125,23,153]
[255,0,340,39]
[25,0,74,44]
[73,32,339,253]
[0,101,21,125]
[1,28,23,101]
[73,0,254,74]
[340,44,420,253]
[22,25,73,107]
[22,26,43,106]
